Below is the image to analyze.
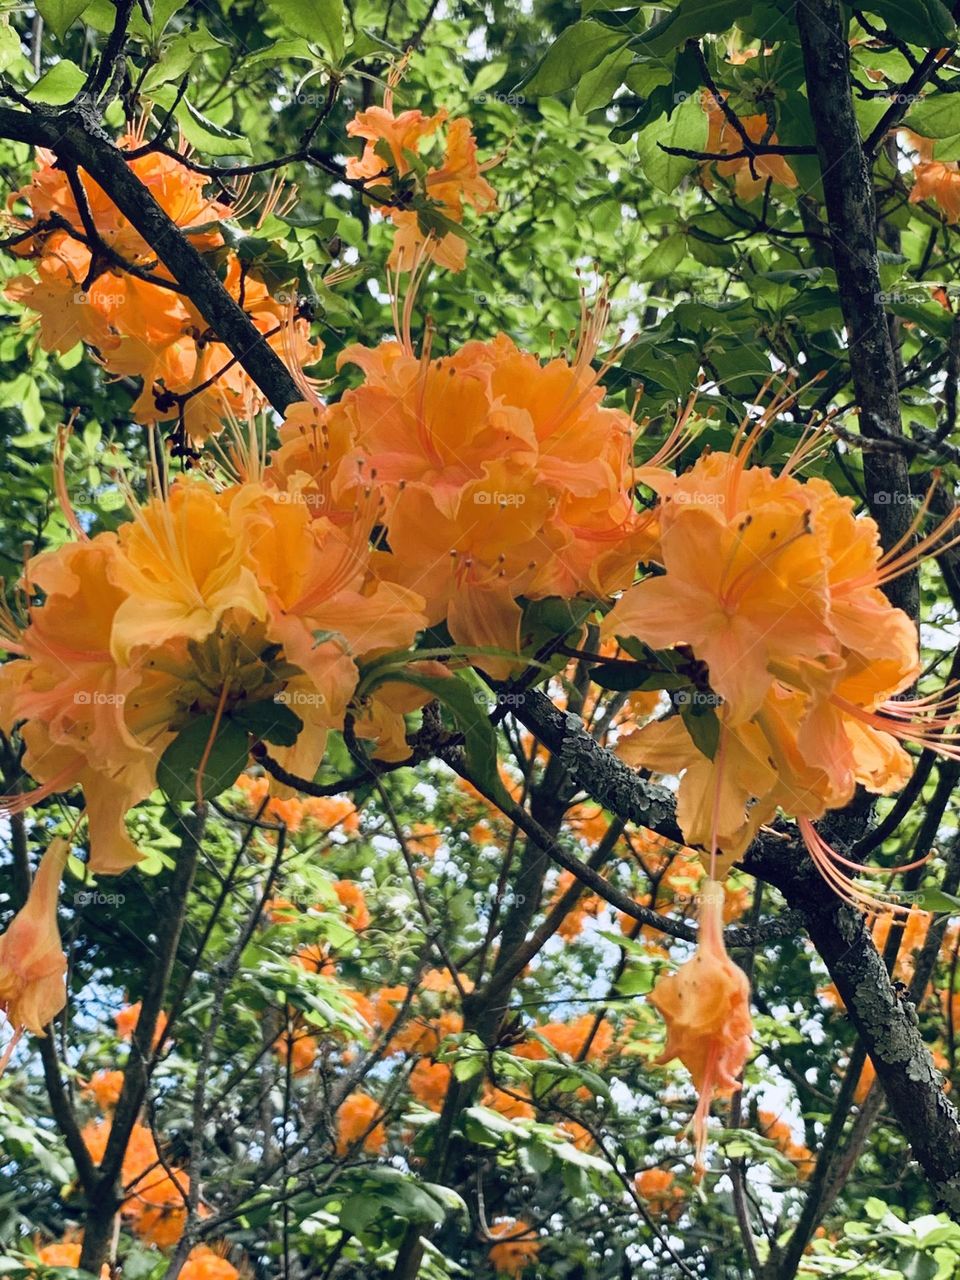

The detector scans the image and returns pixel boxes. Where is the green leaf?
[634,0,751,57]
[905,92,960,139]
[27,59,86,104]
[636,93,708,193]
[37,0,91,39]
[175,96,254,157]
[521,21,631,97]
[231,699,303,747]
[240,37,317,67]
[141,28,223,92]
[861,0,956,48]
[157,715,250,802]
[680,698,721,759]
[0,23,22,74]
[266,0,345,61]
[635,232,687,281]
[575,45,634,113]
[380,670,512,811]
[901,887,960,915]
[151,0,189,33]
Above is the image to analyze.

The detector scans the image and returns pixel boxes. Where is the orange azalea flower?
[910,159,960,222]
[301,794,360,833]
[604,411,960,901]
[108,255,321,443]
[0,838,68,1067]
[405,823,442,857]
[702,92,798,200]
[482,1084,535,1121]
[34,1240,109,1278]
[333,880,370,931]
[388,117,498,272]
[115,1001,169,1050]
[82,1069,126,1111]
[336,1091,387,1154]
[83,1117,190,1244]
[0,536,160,874]
[275,1025,318,1075]
[295,944,335,976]
[409,1058,452,1111]
[758,1108,814,1178]
[514,1014,613,1062]
[488,1220,541,1277]
[331,288,653,674]
[648,879,753,1177]
[345,72,496,272]
[0,458,425,867]
[180,1245,240,1280]
[635,1166,685,1217]
[5,136,317,442]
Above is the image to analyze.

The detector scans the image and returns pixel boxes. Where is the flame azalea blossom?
[0,837,69,1067]
[910,159,960,223]
[487,1220,541,1277]
[648,879,753,1177]
[0,436,425,869]
[327,288,658,674]
[33,1240,109,1278]
[702,92,799,200]
[605,412,960,898]
[346,72,497,271]
[180,1246,241,1280]
[5,132,318,442]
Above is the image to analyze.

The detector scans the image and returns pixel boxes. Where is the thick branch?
[794,0,918,616]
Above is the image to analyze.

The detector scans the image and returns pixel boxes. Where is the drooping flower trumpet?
[648,878,752,1178]
[0,837,69,1069]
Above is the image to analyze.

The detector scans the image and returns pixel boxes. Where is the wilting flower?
[0,838,69,1067]
[648,879,752,1177]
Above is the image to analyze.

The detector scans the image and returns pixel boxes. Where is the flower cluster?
[324,290,656,674]
[5,133,318,442]
[603,427,958,895]
[345,72,497,272]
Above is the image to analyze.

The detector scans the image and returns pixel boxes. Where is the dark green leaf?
[157,715,250,802]
[520,21,631,97]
